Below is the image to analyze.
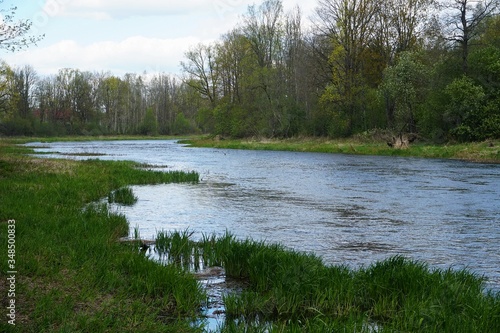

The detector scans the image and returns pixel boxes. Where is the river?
[28,140,500,292]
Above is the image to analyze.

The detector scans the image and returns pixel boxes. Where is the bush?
[0,117,34,136]
[172,112,196,135]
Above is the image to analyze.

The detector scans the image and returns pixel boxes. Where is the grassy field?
[182,137,500,164]
[1,138,499,332]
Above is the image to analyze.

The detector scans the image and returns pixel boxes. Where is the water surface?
[28,140,500,292]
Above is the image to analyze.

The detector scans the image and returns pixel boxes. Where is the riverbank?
[0,140,204,332]
[182,137,500,164]
[157,230,500,332]
[1,139,499,332]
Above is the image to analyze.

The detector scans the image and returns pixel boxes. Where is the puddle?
[195,267,249,332]
[130,241,247,332]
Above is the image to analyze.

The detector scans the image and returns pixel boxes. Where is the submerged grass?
[154,230,500,332]
[0,140,204,332]
[182,137,500,163]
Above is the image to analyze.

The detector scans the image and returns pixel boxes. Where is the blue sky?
[2,0,317,77]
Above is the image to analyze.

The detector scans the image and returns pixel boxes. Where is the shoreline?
[2,135,499,163]
[181,137,500,164]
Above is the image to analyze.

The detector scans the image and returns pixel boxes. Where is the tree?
[0,1,44,52]
[440,0,500,73]
[244,0,283,69]
[217,29,250,105]
[13,65,37,119]
[181,44,220,107]
[380,52,430,133]
[444,75,486,140]
[0,60,14,117]
[149,73,176,134]
[99,76,126,133]
[314,0,379,135]
[138,108,158,136]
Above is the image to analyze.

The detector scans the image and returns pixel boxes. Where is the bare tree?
[13,65,38,119]
[244,0,284,69]
[181,44,220,107]
[440,0,500,73]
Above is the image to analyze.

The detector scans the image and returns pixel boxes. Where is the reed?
[108,187,138,205]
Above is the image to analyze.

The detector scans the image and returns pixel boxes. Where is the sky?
[1,0,317,77]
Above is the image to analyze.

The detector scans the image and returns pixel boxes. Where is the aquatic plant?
[108,187,138,205]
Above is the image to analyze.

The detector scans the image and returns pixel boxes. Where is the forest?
[0,0,499,142]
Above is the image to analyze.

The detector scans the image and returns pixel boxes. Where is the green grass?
[108,187,138,205]
[182,137,500,163]
[154,230,500,332]
[0,140,204,333]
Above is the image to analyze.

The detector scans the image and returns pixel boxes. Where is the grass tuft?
[108,187,138,205]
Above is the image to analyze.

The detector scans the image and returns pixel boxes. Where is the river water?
[28,140,500,292]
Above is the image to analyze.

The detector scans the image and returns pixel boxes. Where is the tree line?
[0,65,201,136]
[1,0,499,141]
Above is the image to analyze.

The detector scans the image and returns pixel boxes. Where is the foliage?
[380,52,429,132]
[444,76,487,141]
[138,108,159,136]
[172,112,196,135]
[1,0,500,142]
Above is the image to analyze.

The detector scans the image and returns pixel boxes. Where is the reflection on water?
[28,140,500,292]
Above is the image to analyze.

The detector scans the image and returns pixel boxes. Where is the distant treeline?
[1,0,499,142]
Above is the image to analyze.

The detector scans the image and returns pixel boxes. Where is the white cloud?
[42,0,255,19]
[4,36,201,76]
[6,0,318,77]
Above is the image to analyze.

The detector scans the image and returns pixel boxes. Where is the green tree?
[138,108,158,136]
[444,76,486,141]
[315,0,378,135]
[172,112,196,135]
[380,52,429,133]
[0,61,15,118]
